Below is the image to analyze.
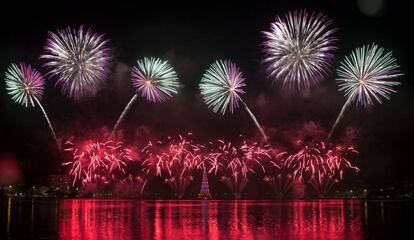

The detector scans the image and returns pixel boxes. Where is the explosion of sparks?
[205,140,271,198]
[199,60,268,142]
[111,57,180,137]
[61,134,360,198]
[40,26,111,100]
[132,57,179,103]
[143,134,203,199]
[337,44,402,107]
[263,151,296,198]
[329,44,402,139]
[199,60,246,114]
[63,140,135,187]
[262,10,336,90]
[286,141,359,196]
[5,63,45,107]
[4,63,58,147]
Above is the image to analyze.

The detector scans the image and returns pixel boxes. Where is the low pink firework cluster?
[142,135,272,199]
[264,141,360,197]
[204,140,271,198]
[62,134,359,198]
[142,134,204,199]
[63,140,132,185]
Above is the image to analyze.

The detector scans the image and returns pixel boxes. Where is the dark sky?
[0,0,412,186]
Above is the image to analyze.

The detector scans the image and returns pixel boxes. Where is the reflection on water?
[0,198,412,239]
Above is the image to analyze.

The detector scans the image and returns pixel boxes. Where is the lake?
[0,198,412,239]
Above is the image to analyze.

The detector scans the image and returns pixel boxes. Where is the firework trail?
[205,140,271,199]
[40,26,111,100]
[263,10,336,91]
[199,60,268,142]
[111,57,179,137]
[63,140,135,188]
[328,44,402,139]
[4,63,59,148]
[143,134,203,199]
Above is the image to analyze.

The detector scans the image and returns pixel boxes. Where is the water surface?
[0,198,412,239]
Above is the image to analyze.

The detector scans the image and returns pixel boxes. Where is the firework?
[132,57,179,102]
[263,151,296,198]
[200,60,245,114]
[111,57,179,137]
[328,44,402,139]
[288,141,359,196]
[40,26,111,100]
[262,10,336,90]
[143,134,203,199]
[199,60,268,141]
[113,174,149,198]
[4,63,58,147]
[205,140,271,199]
[63,140,135,188]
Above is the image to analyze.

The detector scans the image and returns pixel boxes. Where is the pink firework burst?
[263,150,296,199]
[143,133,204,199]
[63,140,134,188]
[288,141,359,197]
[205,140,271,199]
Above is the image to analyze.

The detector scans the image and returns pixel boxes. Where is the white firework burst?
[263,10,336,90]
[5,63,44,107]
[199,60,246,114]
[40,26,111,100]
[131,57,179,103]
[337,44,402,106]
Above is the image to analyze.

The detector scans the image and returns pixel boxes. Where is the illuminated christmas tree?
[198,165,212,199]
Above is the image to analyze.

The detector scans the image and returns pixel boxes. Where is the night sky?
[0,0,412,186]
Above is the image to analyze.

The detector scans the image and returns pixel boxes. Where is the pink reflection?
[58,200,363,240]
[59,200,135,240]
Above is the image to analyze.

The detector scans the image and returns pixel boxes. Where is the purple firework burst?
[5,63,45,107]
[4,63,58,146]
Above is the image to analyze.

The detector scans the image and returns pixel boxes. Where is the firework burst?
[132,57,179,103]
[143,134,203,199]
[263,151,296,198]
[329,44,402,139]
[288,141,359,196]
[199,60,268,141]
[205,140,271,199]
[111,57,179,137]
[40,26,111,100]
[4,63,58,147]
[262,10,336,90]
[63,140,135,188]
[200,60,245,114]
[5,63,44,107]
